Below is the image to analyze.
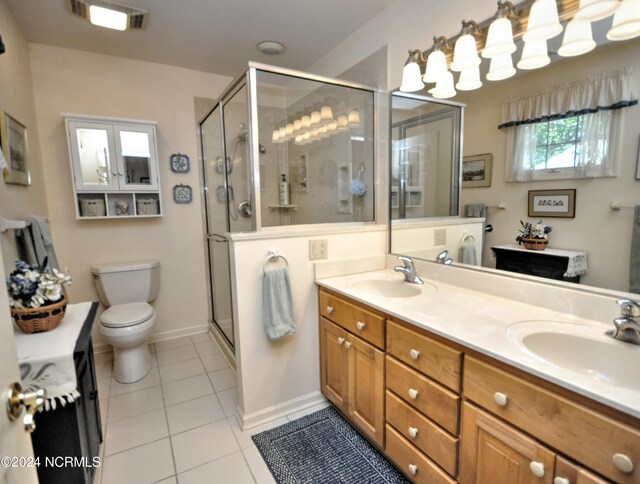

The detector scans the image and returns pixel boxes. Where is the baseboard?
[93,323,209,354]
[237,391,327,430]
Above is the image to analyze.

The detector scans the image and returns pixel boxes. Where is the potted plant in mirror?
[516,220,552,251]
[6,258,72,333]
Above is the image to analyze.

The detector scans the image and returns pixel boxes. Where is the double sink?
[344,273,640,393]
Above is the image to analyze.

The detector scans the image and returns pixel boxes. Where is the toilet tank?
[91,260,160,306]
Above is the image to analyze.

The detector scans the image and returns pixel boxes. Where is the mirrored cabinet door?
[113,124,159,191]
[67,121,119,191]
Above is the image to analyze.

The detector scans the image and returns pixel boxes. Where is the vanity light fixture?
[320,105,334,126]
[482,1,518,59]
[517,38,551,69]
[309,110,322,128]
[347,110,361,128]
[486,54,517,80]
[607,0,640,40]
[68,0,147,31]
[558,17,596,56]
[575,0,621,22]
[451,21,482,72]
[336,115,349,131]
[456,65,483,91]
[400,50,426,92]
[429,71,457,99]
[523,0,563,41]
[424,37,451,83]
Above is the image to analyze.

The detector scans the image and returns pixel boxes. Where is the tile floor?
[94,332,329,484]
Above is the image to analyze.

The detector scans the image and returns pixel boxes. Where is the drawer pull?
[493,392,508,407]
[356,321,366,330]
[529,461,545,478]
[409,349,420,360]
[336,337,345,345]
[408,388,419,400]
[553,478,570,484]
[326,306,334,314]
[408,427,419,438]
[612,453,634,474]
[344,341,352,350]
[408,464,418,476]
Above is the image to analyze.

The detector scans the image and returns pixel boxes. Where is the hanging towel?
[460,236,477,265]
[464,203,487,218]
[16,217,59,270]
[629,206,640,294]
[263,267,296,341]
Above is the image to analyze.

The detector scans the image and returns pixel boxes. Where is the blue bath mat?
[252,405,408,484]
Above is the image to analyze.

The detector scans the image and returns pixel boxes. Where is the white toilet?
[91,260,160,383]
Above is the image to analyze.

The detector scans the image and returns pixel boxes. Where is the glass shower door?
[201,105,235,349]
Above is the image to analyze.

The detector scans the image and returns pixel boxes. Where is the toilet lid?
[101,302,154,328]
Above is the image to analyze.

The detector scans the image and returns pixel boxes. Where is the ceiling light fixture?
[607,0,640,41]
[68,0,147,31]
[482,1,518,59]
[257,41,286,55]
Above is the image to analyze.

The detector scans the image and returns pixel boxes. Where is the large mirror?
[390,34,640,295]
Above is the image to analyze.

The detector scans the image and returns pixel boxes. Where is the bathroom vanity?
[317,270,640,484]
[20,302,102,484]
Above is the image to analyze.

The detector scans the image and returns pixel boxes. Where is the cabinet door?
[460,402,555,484]
[67,120,119,191]
[555,457,609,484]
[113,124,159,191]
[320,318,348,413]
[347,333,384,447]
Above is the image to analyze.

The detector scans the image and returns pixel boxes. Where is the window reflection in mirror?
[120,130,151,185]
[77,128,112,186]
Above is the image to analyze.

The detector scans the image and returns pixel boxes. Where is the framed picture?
[1,111,31,186]
[170,153,190,173]
[173,184,192,204]
[528,189,576,218]
[462,153,492,188]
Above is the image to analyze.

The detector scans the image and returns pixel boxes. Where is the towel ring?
[263,254,289,274]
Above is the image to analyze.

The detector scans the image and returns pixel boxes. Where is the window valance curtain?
[498,69,637,129]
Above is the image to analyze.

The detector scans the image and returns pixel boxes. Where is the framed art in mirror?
[528,189,576,218]
[462,153,492,188]
[1,111,31,186]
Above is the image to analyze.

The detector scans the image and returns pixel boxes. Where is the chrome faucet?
[435,250,453,265]
[394,256,424,285]
[606,299,640,345]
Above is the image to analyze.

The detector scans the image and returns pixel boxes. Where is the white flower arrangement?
[6,259,72,309]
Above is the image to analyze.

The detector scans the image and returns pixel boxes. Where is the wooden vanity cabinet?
[319,291,385,447]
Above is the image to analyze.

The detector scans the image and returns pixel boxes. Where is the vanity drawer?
[387,320,461,392]
[386,391,458,477]
[386,356,459,435]
[385,425,456,484]
[319,290,385,349]
[464,356,640,483]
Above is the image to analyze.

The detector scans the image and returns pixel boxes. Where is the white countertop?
[316,269,640,420]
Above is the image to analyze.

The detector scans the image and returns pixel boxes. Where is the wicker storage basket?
[11,293,68,334]
[522,237,548,251]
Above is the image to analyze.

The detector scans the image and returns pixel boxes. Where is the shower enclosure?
[199,63,376,352]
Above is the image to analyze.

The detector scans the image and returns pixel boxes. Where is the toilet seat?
[101,302,154,328]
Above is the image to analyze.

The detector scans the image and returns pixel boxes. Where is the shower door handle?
[204,233,228,243]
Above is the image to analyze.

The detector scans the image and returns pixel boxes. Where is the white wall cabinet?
[65,115,162,219]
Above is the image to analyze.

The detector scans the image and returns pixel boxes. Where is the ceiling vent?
[68,0,148,31]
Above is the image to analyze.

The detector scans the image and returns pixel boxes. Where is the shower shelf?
[268,204,299,211]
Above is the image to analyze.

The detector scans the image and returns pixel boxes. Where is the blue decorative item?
[350,163,367,197]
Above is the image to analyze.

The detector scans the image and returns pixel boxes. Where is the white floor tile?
[177,452,254,484]
[105,409,168,456]
[158,358,205,384]
[154,477,176,484]
[286,401,331,422]
[243,445,277,484]
[107,386,165,423]
[227,416,288,449]
[171,419,239,474]
[166,394,225,435]
[190,332,213,343]
[110,367,161,397]
[101,438,174,484]
[162,374,213,407]
[217,388,238,417]
[95,359,113,381]
[156,345,199,366]
[194,340,220,357]
[200,352,229,372]
[208,368,237,392]
[154,336,194,352]
[97,377,111,400]
[99,398,108,426]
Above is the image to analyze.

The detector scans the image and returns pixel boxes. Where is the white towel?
[262,267,296,341]
[460,237,477,265]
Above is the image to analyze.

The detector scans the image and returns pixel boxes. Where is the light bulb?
[517,38,550,70]
[451,34,481,72]
[482,17,516,59]
[607,0,640,41]
[523,0,563,42]
[424,49,448,83]
[486,54,516,81]
[456,65,482,91]
[428,71,456,99]
[400,61,425,92]
[576,0,621,22]
[558,18,596,57]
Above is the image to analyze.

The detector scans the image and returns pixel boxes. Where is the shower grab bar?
[263,250,289,273]
[204,233,228,242]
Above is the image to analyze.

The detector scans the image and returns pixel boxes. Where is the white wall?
[0,0,49,267]
[230,225,387,427]
[27,44,232,343]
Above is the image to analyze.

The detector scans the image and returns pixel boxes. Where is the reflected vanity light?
[517,38,550,69]
[607,0,640,41]
[347,110,361,128]
[487,54,516,80]
[301,115,311,130]
[429,71,457,99]
[336,115,349,131]
[310,110,322,128]
[575,0,621,22]
[523,0,563,41]
[558,17,596,57]
[456,65,482,90]
[320,106,334,126]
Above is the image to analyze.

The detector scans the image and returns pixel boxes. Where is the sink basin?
[508,321,640,390]
[350,277,433,298]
